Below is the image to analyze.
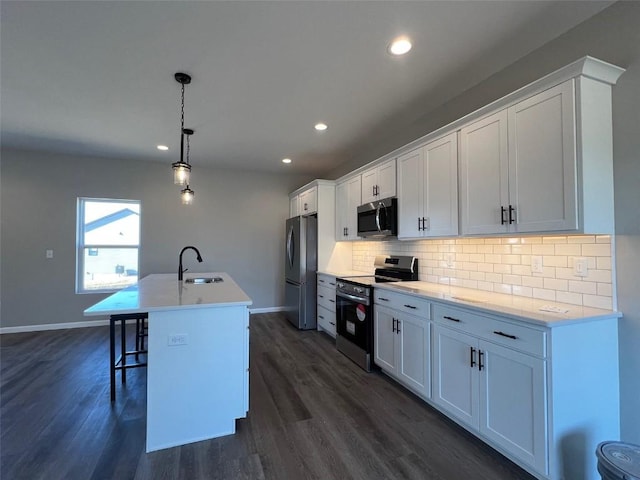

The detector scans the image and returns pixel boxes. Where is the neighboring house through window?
[76,198,141,293]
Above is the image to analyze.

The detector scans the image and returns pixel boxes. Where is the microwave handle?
[375,202,382,232]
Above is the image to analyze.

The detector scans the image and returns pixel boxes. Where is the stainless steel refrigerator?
[284,215,317,330]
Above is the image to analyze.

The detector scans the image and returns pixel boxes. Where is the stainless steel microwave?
[357,197,398,238]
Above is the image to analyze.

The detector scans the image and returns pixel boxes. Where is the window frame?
[76,197,141,294]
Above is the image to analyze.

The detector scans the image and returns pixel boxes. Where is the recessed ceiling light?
[157,145,169,151]
[282,158,292,164]
[388,36,412,56]
[314,123,328,131]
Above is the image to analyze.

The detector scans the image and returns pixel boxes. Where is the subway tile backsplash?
[352,235,614,310]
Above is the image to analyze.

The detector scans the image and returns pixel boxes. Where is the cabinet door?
[346,176,361,240]
[397,314,430,399]
[361,167,379,204]
[374,305,397,373]
[376,159,396,200]
[289,195,299,218]
[397,147,424,239]
[432,325,479,429]
[460,110,509,235]
[335,181,348,240]
[424,132,458,237]
[479,341,548,474]
[299,187,317,215]
[508,80,577,233]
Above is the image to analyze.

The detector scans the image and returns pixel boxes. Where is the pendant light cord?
[179,82,185,165]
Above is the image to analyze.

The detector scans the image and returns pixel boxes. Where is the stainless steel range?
[335,255,418,371]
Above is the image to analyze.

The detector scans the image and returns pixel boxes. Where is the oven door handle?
[336,291,370,306]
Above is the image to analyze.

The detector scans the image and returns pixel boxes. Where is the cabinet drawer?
[317,273,336,288]
[317,285,336,312]
[317,306,336,337]
[374,289,431,319]
[433,304,546,357]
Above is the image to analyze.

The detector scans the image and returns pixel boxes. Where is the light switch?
[46,249,54,259]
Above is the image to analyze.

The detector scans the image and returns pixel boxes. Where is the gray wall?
[0,148,310,328]
[330,1,640,444]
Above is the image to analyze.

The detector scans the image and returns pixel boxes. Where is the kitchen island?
[84,272,252,453]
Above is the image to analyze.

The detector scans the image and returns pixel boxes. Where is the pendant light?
[172,72,192,186]
[181,128,195,205]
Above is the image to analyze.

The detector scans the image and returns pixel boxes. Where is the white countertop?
[317,269,372,278]
[375,281,620,327]
[84,272,252,316]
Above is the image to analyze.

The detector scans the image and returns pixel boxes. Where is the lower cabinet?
[432,323,547,474]
[371,291,619,480]
[374,304,430,399]
[317,274,336,337]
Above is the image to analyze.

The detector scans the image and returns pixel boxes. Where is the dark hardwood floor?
[1,313,536,480]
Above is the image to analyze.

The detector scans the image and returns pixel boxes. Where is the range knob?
[354,286,364,294]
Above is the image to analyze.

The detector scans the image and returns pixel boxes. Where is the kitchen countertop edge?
[374,281,621,327]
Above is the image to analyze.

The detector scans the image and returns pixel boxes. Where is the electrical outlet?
[168,334,188,346]
[531,256,543,273]
[574,257,589,277]
[444,253,454,268]
[46,249,54,259]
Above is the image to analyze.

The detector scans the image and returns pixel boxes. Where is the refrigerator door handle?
[286,225,295,268]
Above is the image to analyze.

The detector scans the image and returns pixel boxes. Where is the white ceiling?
[0,1,614,176]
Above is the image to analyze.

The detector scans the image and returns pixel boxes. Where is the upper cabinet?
[330,56,624,239]
[290,185,317,217]
[335,175,361,241]
[460,81,576,234]
[398,132,458,239]
[459,57,625,235]
[361,158,396,204]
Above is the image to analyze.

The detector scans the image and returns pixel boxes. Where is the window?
[76,198,141,293]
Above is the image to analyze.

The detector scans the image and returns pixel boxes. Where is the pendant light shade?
[180,128,195,204]
[172,161,191,186]
[181,185,194,205]
[172,72,192,187]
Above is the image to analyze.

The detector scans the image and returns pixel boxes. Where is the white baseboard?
[1,308,286,333]
[0,319,111,334]
[249,306,286,314]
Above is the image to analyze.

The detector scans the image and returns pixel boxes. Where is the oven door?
[335,291,372,352]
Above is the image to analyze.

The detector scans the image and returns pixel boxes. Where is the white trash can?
[596,441,640,480]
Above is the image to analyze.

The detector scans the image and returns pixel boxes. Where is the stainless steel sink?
[184,277,223,284]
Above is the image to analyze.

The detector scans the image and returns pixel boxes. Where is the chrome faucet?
[178,246,203,281]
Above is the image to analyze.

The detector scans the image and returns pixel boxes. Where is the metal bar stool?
[109,312,148,402]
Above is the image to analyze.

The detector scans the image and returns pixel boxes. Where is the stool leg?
[110,317,116,402]
[121,316,126,385]
[135,318,141,361]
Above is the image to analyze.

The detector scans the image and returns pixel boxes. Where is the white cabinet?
[289,180,336,271]
[460,75,617,235]
[316,273,337,338]
[361,158,396,204]
[290,186,317,217]
[374,291,431,399]
[335,176,361,241]
[397,132,458,238]
[432,305,547,476]
[372,282,620,480]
